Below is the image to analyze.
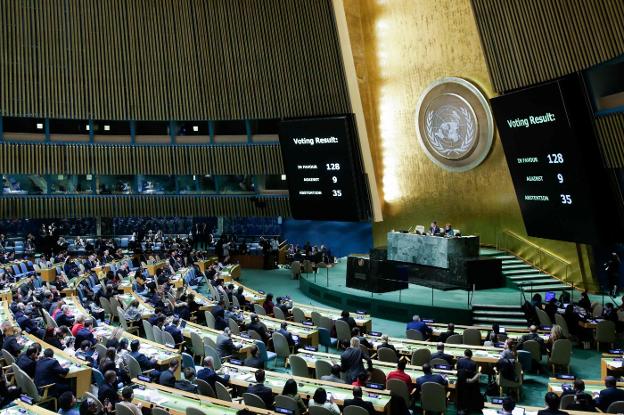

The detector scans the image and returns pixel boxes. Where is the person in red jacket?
[386,359,414,393]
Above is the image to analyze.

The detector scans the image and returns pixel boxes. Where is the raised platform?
[299,259,524,325]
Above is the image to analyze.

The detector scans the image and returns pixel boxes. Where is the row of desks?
[296,349,458,388]
[0,301,92,396]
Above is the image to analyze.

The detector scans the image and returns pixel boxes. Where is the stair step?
[479,249,505,257]
[507,273,553,281]
[521,284,571,292]
[513,279,560,287]
[502,264,533,270]
[501,259,525,265]
[472,304,523,311]
[503,269,542,275]
[494,255,517,260]
[473,310,526,317]
[473,316,528,324]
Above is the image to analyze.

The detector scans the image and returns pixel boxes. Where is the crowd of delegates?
[287,242,334,264]
[0,239,622,415]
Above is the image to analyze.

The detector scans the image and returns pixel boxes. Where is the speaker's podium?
[346,253,408,293]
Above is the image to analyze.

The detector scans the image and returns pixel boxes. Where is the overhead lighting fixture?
[85,125,90,131]
[192,126,199,132]
[36,123,43,130]
[104,125,110,131]
[281,174,287,181]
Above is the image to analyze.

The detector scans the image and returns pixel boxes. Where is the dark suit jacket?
[197,367,230,388]
[164,324,184,344]
[456,357,477,374]
[244,356,264,369]
[247,382,274,409]
[344,397,375,415]
[596,387,624,412]
[56,313,74,328]
[2,336,21,357]
[341,347,369,384]
[159,369,176,387]
[416,373,448,389]
[16,353,36,378]
[75,328,96,348]
[97,382,119,406]
[277,328,294,346]
[430,351,454,364]
[217,334,239,358]
[34,357,70,388]
[130,351,154,370]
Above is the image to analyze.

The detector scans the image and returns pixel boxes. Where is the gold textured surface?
[0,0,350,120]
[342,0,596,289]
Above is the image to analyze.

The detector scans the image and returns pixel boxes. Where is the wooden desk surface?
[132,378,277,415]
[220,362,391,412]
[296,350,458,387]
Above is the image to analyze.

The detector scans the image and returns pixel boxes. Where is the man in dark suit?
[344,386,375,415]
[339,310,357,330]
[129,340,155,371]
[235,287,250,311]
[378,335,396,353]
[595,376,624,412]
[277,322,295,347]
[75,319,97,348]
[197,356,230,388]
[244,345,264,369]
[248,314,269,344]
[430,343,454,365]
[537,392,569,415]
[16,345,38,378]
[55,306,74,328]
[520,325,546,353]
[98,370,119,407]
[164,317,184,344]
[415,363,448,390]
[247,369,273,410]
[456,349,477,374]
[438,323,456,343]
[1,324,22,357]
[341,337,372,384]
[34,348,70,398]
[216,328,241,358]
[159,360,179,388]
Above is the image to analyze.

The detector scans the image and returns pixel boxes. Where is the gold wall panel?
[342,0,597,290]
[0,196,290,219]
[0,142,283,175]
[471,0,624,93]
[0,0,350,120]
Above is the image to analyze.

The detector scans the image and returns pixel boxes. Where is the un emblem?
[416,77,494,172]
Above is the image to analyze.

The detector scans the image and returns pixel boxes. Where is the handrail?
[497,229,572,285]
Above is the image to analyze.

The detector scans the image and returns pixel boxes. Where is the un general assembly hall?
[2,1,624,415]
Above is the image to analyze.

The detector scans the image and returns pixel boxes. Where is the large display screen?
[278,115,371,221]
[491,75,618,244]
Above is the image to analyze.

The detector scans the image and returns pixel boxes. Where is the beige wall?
[341,0,596,290]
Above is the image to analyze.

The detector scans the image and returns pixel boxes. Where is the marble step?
[521,284,570,292]
[503,268,541,275]
[507,273,553,281]
[513,278,560,287]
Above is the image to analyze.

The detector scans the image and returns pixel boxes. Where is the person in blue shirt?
[277,321,295,347]
[75,319,97,348]
[406,315,432,339]
[129,340,156,371]
[415,363,448,391]
[196,356,230,388]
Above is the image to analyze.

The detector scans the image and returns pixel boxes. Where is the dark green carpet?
[236,265,607,408]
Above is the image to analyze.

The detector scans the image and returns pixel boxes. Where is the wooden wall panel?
[471,0,624,93]
[0,0,350,120]
[0,195,290,219]
[0,143,284,175]
[595,113,624,168]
